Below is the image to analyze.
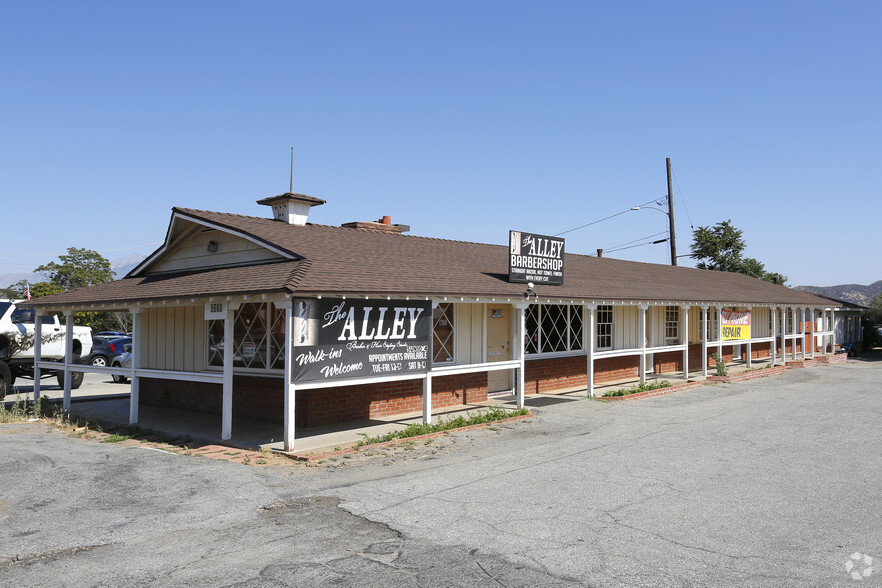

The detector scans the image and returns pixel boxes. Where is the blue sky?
[2,1,879,287]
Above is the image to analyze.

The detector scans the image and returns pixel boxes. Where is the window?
[786,309,793,335]
[10,307,55,324]
[525,304,584,354]
[596,305,613,350]
[208,302,286,370]
[665,306,679,344]
[700,308,719,341]
[433,303,455,363]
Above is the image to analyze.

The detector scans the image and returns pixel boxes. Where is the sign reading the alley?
[721,309,751,340]
[292,298,432,383]
[508,230,565,285]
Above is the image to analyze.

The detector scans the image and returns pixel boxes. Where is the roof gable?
[130,209,302,277]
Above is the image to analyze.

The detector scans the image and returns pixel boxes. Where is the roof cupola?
[256,192,326,226]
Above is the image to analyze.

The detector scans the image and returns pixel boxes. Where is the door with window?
[486,306,512,394]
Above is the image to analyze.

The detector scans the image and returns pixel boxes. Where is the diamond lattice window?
[433,303,455,363]
[526,304,584,355]
[208,302,287,370]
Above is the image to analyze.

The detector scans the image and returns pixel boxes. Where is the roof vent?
[256,192,326,226]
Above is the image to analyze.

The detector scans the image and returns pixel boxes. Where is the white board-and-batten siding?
[142,307,206,371]
[150,230,284,274]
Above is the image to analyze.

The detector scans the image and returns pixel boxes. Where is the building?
[24,193,841,450]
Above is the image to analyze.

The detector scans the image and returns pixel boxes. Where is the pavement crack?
[603,512,757,561]
[0,544,108,571]
[476,560,508,587]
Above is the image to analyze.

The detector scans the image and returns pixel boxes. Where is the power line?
[603,231,668,252]
[671,168,695,230]
[603,231,669,254]
[605,237,670,254]
[553,197,662,237]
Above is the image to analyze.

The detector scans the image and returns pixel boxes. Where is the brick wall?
[653,350,683,374]
[140,375,292,425]
[593,355,639,385]
[305,371,488,427]
[137,340,784,428]
[525,356,588,393]
[142,372,489,429]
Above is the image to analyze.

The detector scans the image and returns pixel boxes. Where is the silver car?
[110,344,132,384]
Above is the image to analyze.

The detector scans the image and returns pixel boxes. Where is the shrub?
[602,380,671,398]
[357,406,529,446]
[711,353,728,376]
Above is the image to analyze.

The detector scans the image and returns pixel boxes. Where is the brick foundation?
[525,356,588,393]
[140,372,488,429]
[305,371,488,427]
[816,353,848,365]
[139,341,832,428]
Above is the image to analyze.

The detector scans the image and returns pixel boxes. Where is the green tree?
[691,220,746,273]
[33,248,120,330]
[690,220,788,285]
[35,247,115,291]
[867,293,882,325]
[29,281,65,299]
[0,279,30,299]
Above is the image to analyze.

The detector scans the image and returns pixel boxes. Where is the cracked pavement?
[1,355,881,586]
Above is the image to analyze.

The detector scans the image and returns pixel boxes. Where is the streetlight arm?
[630,206,669,216]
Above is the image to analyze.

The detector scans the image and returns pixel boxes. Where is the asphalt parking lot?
[1,354,880,587]
[2,372,129,407]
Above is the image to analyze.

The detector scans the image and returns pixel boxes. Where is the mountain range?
[794,281,882,307]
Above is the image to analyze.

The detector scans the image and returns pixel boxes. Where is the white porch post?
[639,305,648,384]
[586,304,596,397]
[746,307,753,368]
[33,311,42,402]
[681,305,690,380]
[282,303,295,451]
[701,306,709,377]
[788,307,795,361]
[62,310,74,412]
[422,374,433,425]
[771,307,778,366]
[222,305,235,441]
[716,306,724,363]
[797,306,806,361]
[424,300,440,423]
[129,309,142,424]
[829,308,836,353]
[809,307,816,359]
[515,303,527,408]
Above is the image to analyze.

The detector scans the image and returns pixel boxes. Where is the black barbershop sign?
[292,298,432,383]
[508,230,565,285]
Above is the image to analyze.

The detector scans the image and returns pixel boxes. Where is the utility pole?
[666,157,677,266]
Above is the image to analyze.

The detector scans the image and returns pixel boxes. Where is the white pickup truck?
[0,300,93,399]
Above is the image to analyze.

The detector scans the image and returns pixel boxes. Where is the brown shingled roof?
[25,261,304,307]
[26,207,833,308]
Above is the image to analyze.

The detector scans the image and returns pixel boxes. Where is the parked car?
[110,344,132,383]
[96,331,128,338]
[85,336,132,367]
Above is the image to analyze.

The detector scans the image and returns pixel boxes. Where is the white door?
[486,306,512,394]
